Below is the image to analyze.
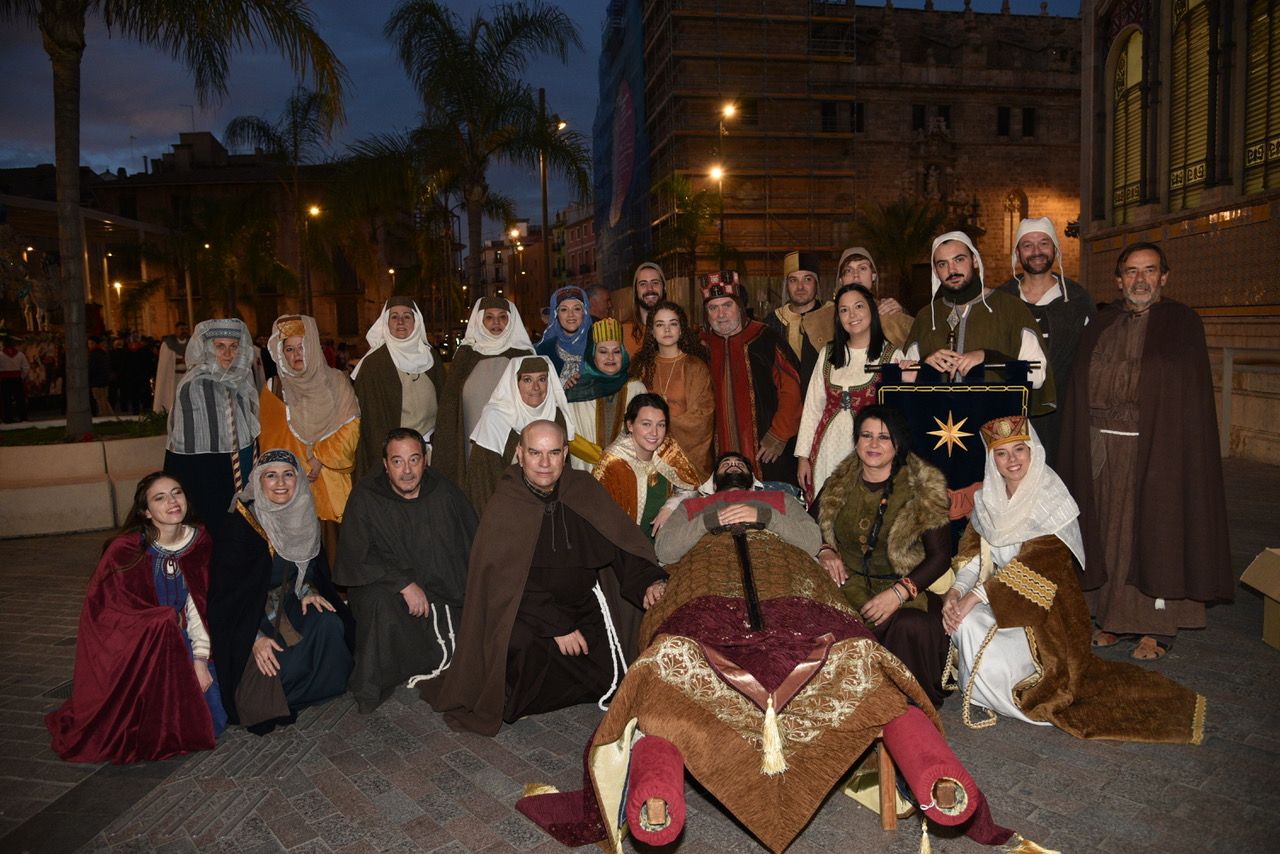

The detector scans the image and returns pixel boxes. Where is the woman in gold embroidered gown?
[943,416,1204,742]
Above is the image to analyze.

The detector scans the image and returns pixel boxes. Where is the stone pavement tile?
[486,813,549,851]
[290,789,340,823]
[373,788,426,824]
[266,805,321,849]
[309,768,380,822]
[425,842,472,854]
[461,789,513,823]
[287,840,335,853]
[442,815,504,851]
[399,813,449,848]
[308,813,370,850]
[414,791,468,826]
[333,843,379,854]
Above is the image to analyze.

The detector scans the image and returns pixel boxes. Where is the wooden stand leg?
[877,736,897,831]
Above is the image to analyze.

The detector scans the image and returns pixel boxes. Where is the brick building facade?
[607,0,1081,312]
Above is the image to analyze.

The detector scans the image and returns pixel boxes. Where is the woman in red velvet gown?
[46,472,227,763]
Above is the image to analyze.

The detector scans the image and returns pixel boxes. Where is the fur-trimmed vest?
[816,452,950,576]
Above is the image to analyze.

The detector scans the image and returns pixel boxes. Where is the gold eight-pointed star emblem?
[927,411,973,457]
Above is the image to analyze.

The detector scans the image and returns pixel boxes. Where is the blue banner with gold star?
[878,384,1028,494]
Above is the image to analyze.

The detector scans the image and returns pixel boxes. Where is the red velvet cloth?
[681,488,788,519]
[46,532,217,763]
[515,741,607,847]
[656,596,875,693]
[881,706,1013,845]
[625,736,686,846]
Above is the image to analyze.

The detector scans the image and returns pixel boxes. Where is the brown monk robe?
[424,423,666,735]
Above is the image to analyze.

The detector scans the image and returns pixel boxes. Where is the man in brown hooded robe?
[424,420,667,735]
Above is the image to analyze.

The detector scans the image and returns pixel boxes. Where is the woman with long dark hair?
[629,300,714,476]
[795,284,899,500]
[811,405,953,706]
[47,472,227,762]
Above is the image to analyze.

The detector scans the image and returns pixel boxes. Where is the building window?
[1169,0,1211,212]
[936,105,951,130]
[738,99,759,127]
[850,102,865,133]
[912,104,926,132]
[1022,107,1037,137]
[997,106,1011,137]
[1112,30,1145,225]
[1245,0,1280,193]
[821,101,838,132]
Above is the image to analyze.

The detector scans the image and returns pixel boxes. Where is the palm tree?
[385,0,591,295]
[225,86,340,314]
[0,0,346,437]
[339,129,515,332]
[851,198,949,306]
[652,173,717,284]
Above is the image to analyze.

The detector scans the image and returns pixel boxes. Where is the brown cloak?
[423,467,662,735]
[1058,299,1233,603]
[352,344,443,481]
[956,529,1205,743]
[432,345,530,487]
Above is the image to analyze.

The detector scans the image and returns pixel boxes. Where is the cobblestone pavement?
[2,460,1278,853]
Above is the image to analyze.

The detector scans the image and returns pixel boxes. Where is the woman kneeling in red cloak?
[46,472,227,763]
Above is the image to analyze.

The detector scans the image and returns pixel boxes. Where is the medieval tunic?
[566,379,645,471]
[165,320,259,539]
[795,341,899,497]
[593,434,702,538]
[997,276,1095,463]
[648,352,715,476]
[701,320,804,484]
[424,468,663,735]
[813,453,953,706]
[258,384,360,523]
[766,300,835,386]
[433,299,536,488]
[335,468,476,713]
[904,288,1056,415]
[1059,299,1232,635]
[209,507,355,726]
[352,342,443,480]
[48,528,226,763]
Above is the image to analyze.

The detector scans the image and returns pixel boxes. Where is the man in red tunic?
[699,271,803,485]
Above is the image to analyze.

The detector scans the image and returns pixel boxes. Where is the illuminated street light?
[722,103,736,119]
[113,280,122,296]
[302,206,321,314]
[509,227,520,240]
[203,243,211,249]
[710,165,726,268]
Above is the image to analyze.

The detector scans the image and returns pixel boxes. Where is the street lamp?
[716,103,735,271]
[302,205,321,314]
[538,87,569,306]
[388,267,396,291]
[710,165,725,268]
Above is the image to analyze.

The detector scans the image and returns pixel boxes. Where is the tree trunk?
[40,2,91,438]
[465,184,485,296]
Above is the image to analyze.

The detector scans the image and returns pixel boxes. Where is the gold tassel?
[919,815,931,854]
[760,696,787,776]
[999,834,1061,854]
[522,783,560,797]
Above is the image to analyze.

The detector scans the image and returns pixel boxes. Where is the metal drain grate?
[43,679,73,699]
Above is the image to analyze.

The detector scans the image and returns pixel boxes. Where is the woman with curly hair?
[629,301,714,477]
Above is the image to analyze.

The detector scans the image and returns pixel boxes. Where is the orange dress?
[258,386,359,523]
[649,353,714,478]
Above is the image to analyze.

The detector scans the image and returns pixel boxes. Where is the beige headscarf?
[268,315,361,444]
